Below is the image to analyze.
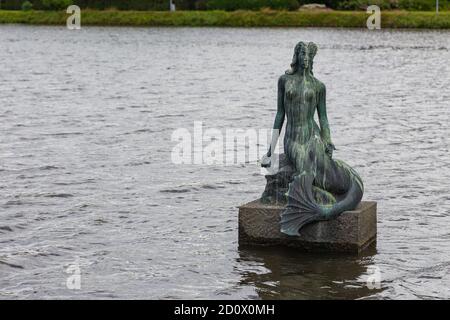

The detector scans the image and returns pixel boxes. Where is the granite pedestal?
[238,200,377,253]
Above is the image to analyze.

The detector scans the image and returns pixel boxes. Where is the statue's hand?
[325,142,336,158]
[260,153,271,168]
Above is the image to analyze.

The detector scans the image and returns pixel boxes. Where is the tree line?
[0,0,445,11]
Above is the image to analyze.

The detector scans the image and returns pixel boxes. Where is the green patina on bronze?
[261,41,364,236]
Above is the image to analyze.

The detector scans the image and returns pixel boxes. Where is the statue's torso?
[283,75,321,146]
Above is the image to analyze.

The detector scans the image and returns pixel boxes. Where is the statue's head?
[286,41,318,75]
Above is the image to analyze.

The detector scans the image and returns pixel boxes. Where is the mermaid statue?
[260,41,364,236]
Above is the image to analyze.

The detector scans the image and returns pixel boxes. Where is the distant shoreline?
[1,10,449,29]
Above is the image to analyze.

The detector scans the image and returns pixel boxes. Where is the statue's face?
[297,44,309,70]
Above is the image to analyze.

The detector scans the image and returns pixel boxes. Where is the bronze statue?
[261,41,364,236]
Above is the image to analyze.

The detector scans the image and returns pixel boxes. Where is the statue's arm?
[317,83,335,156]
[267,76,286,157]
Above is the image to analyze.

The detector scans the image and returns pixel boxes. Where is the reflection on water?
[238,246,381,299]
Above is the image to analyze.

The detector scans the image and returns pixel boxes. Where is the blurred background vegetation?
[0,0,448,11]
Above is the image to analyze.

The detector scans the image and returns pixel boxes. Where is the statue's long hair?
[285,42,318,75]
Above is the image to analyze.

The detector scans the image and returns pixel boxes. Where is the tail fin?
[280,172,363,236]
[280,174,329,236]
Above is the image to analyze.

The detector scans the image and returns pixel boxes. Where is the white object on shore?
[170,0,176,12]
[299,4,329,11]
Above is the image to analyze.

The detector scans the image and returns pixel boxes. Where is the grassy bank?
[0,10,450,29]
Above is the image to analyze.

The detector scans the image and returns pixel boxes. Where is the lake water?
[0,25,449,299]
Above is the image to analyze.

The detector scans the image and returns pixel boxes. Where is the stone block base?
[238,200,377,253]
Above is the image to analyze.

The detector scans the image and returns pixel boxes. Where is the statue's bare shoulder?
[278,74,288,88]
[315,78,326,93]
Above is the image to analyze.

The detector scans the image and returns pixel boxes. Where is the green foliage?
[66,1,200,11]
[336,0,448,10]
[0,0,196,11]
[337,0,398,10]
[206,0,300,11]
[398,0,435,10]
[42,0,72,10]
[21,1,33,11]
[78,0,167,11]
